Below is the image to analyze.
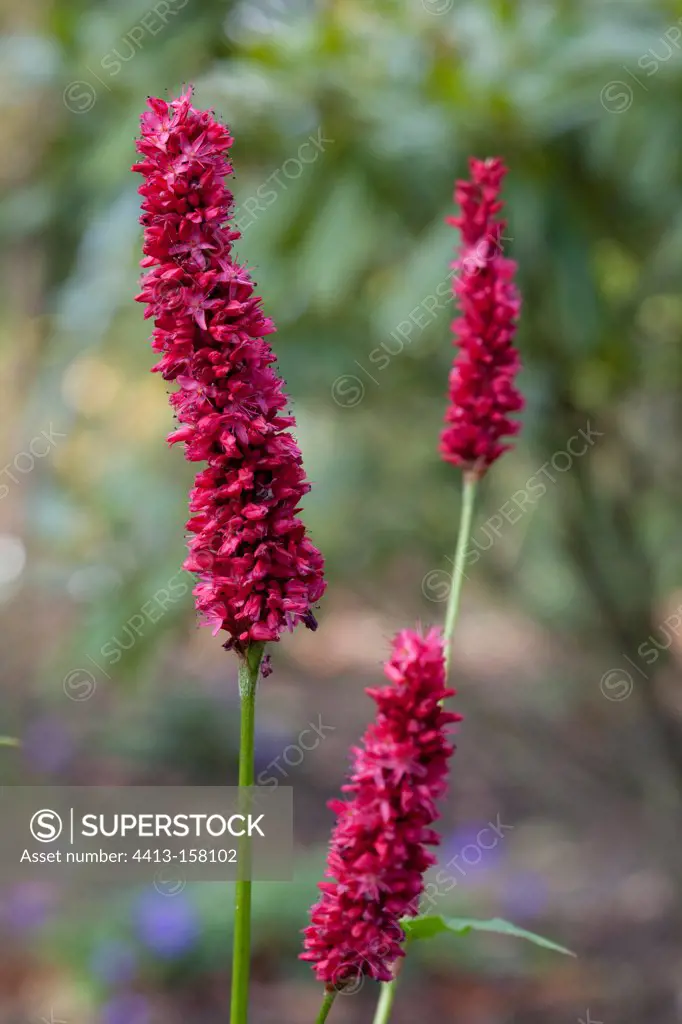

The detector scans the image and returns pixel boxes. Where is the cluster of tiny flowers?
[441,157,524,475]
[133,91,325,653]
[301,628,460,988]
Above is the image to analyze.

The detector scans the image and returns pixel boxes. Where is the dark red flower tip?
[301,628,461,987]
[133,90,325,654]
[440,157,524,476]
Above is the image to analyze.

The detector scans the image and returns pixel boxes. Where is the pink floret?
[133,90,325,654]
[441,157,524,475]
[301,628,460,989]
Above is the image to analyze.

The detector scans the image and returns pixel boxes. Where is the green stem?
[443,473,478,675]
[371,973,398,1024]
[314,989,338,1024]
[371,939,410,1024]
[372,475,479,1024]
[0,737,19,747]
[230,641,265,1024]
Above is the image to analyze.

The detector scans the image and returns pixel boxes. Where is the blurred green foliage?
[3,0,682,605]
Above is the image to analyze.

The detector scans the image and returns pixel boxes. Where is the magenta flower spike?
[133,90,325,657]
[440,157,524,478]
[301,628,460,990]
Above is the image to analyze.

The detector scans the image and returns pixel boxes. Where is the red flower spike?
[301,628,460,989]
[133,90,325,654]
[440,157,524,476]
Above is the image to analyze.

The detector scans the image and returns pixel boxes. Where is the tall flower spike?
[301,628,460,989]
[440,157,524,477]
[133,90,325,655]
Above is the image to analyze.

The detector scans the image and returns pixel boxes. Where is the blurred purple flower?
[91,939,138,986]
[22,716,74,775]
[135,891,198,958]
[254,721,292,775]
[501,870,549,920]
[1,882,57,932]
[438,822,507,883]
[100,993,150,1024]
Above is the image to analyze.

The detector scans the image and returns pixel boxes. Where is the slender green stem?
[371,940,409,1024]
[0,737,19,747]
[372,476,479,1024]
[314,989,338,1024]
[230,641,265,1024]
[443,473,478,675]
[371,973,398,1024]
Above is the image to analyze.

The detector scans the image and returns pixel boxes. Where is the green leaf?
[401,915,575,957]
